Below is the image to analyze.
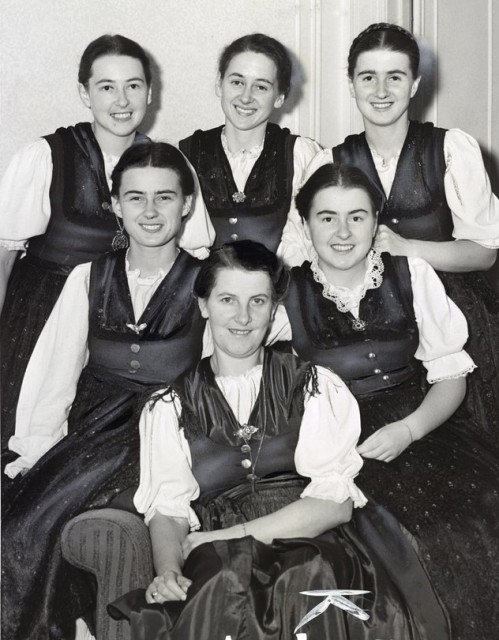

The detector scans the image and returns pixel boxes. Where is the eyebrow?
[357,69,408,76]
[228,72,274,86]
[317,208,370,215]
[123,189,178,196]
[95,77,145,85]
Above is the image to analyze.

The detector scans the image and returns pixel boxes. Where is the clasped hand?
[356,421,413,462]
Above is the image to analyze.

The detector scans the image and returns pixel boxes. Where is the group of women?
[1,21,498,640]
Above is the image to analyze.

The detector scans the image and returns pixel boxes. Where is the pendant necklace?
[112,213,129,251]
[235,385,267,493]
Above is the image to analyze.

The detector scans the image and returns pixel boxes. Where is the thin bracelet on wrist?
[401,421,414,444]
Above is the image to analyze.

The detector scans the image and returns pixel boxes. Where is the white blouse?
[219,129,323,267]
[0,138,215,258]
[4,258,212,479]
[269,254,476,384]
[282,129,499,267]
[135,364,367,529]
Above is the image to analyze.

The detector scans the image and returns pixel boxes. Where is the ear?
[215,74,223,98]
[198,297,209,319]
[78,83,91,109]
[372,211,379,238]
[182,195,193,218]
[147,85,152,105]
[348,78,356,99]
[274,93,285,109]
[410,75,421,98]
[303,220,311,241]
[112,196,122,217]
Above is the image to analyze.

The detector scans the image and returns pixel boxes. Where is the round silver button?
[382,374,390,381]
[374,368,382,375]
[229,217,238,225]
[391,217,399,224]
[230,233,239,241]
[130,360,141,370]
[368,352,376,359]
[131,344,140,353]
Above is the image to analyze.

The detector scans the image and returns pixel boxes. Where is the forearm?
[405,377,466,441]
[0,248,18,315]
[409,239,496,272]
[150,513,190,574]
[224,497,352,544]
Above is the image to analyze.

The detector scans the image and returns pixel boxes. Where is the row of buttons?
[367,352,389,380]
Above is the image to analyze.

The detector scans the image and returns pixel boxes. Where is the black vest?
[87,250,205,386]
[333,121,453,241]
[180,124,297,251]
[168,350,316,503]
[27,123,148,267]
[284,256,421,396]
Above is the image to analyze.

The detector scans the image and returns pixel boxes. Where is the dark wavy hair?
[295,163,384,221]
[194,240,289,303]
[111,142,194,197]
[218,33,292,97]
[348,22,420,79]
[78,34,152,86]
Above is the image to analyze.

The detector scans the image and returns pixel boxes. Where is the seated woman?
[302,23,499,437]
[1,142,212,640]
[278,163,499,639]
[179,33,321,263]
[109,240,450,640]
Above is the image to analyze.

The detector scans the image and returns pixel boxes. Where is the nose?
[235,303,251,325]
[144,198,158,219]
[374,78,389,98]
[116,87,130,107]
[336,218,352,240]
[240,84,253,104]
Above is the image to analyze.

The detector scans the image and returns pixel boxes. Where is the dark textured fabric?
[179,123,296,251]
[285,261,499,639]
[110,351,449,639]
[285,255,421,395]
[0,125,148,449]
[1,252,205,640]
[333,120,499,439]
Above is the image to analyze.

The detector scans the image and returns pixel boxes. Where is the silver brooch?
[350,317,367,332]
[126,323,147,334]
[236,424,258,441]
[232,191,246,203]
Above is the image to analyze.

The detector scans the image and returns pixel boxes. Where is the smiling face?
[79,54,151,146]
[113,166,190,251]
[216,51,285,138]
[306,185,378,286]
[199,267,275,363]
[349,48,420,130]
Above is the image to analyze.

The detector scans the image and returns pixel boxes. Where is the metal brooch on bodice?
[350,317,367,332]
[235,423,264,489]
[126,322,147,334]
[232,191,246,203]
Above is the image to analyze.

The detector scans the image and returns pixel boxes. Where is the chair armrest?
[61,509,154,640]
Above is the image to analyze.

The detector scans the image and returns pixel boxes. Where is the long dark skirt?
[356,377,499,640]
[1,368,145,640]
[0,255,72,451]
[109,482,450,640]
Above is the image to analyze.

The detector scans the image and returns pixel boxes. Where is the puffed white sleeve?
[277,138,325,267]
[409,256,476,382]
[134,393,201,529]
[175,151,215,259]
[295,366,367,508]
[5,263,91,478]
[0,139,53,249]
[444,129,499,248]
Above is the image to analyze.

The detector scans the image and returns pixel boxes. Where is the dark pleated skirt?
[438,270,499,441]
[0,254,73,451]
[109,479,450,640]
[1,368,145,640]
[356,377,499,640]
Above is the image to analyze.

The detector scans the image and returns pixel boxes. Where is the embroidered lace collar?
[221,128,265,159]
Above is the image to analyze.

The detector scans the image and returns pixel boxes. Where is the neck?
[127,240,178,277]
[224,121,267,153]
[364,117,409,160]
[92,125,136,157]
[319,256,369,289]
[211,346,264,377]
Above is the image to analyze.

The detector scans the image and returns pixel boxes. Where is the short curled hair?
[78,34,152,87]
[218,33,292,98]
[111,142,194,198]
[295,163,384,221]
[348,22,420,79]
[194,240,289,303]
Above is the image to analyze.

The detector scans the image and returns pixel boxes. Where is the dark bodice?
[27,123,148,268]
[179,123,296,251]
[333,121,453,241]
[171,350,316,503]
[284,256,421,396]
[86,250,205,386]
